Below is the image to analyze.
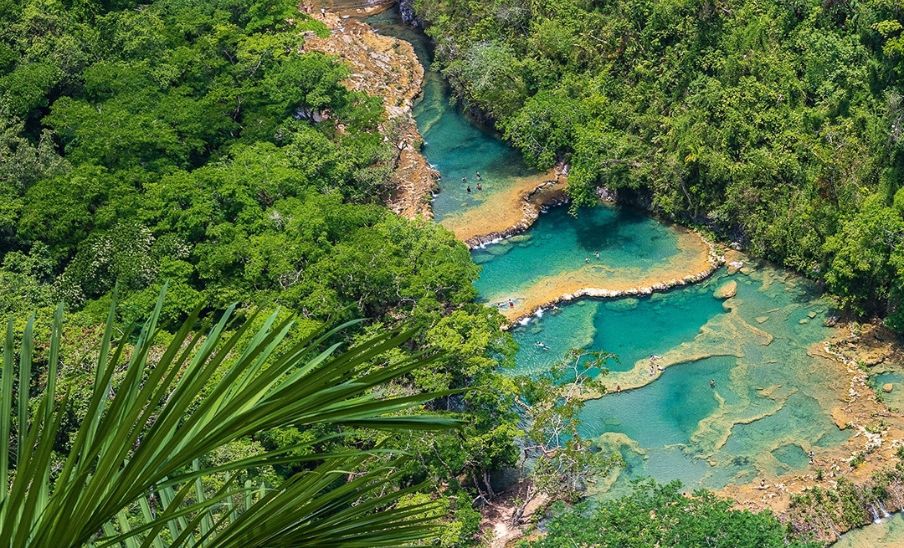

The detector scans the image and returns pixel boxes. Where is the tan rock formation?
[439,168,568,247]
[714,280,738,299]
[303,7,437,218]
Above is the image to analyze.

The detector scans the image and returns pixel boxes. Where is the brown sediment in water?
[493,226,721,325]
[439,169,568,247]
[302,6,437,218]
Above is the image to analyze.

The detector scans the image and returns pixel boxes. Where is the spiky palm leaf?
[0,289,457,547]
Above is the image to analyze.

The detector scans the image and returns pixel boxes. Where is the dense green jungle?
[1,0,904,545]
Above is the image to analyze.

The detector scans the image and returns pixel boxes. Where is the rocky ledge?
[303,7,437,218]
[457,171,569,249]
[503,236,724,327]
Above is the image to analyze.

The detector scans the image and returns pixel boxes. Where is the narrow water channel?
[367,1,876,507]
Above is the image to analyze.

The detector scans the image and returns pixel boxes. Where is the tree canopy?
[0,1,521,543]
[527,480,818,548]
[413,0,904,328]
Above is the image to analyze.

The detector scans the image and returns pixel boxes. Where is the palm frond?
[0,291,456,546]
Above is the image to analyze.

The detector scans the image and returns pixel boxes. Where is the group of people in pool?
[462,172,483,193]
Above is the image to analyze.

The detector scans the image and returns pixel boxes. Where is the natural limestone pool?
[510,266,852,494]
[366,5,895,534]
[366,10,537,222]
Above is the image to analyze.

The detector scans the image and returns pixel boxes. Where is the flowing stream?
[365,7,900,530]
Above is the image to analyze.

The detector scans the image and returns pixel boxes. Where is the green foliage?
[0,292,462,546]
[824,193,904,322]
[0,0,521,541]
[514,350,619,505]
[788,469,904,540]
[528,480,817,547]
[414,0,904,329]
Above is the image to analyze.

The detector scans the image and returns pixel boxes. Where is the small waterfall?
[867,500,892,523]
[868,503,882,523]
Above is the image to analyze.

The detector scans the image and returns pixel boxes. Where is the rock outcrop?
[439,168,568,248]
[303,7,437,218]
[714,280,738,299]
[399,0,421,27]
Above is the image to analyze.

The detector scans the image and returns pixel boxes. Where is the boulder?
[714,280,738,299]
[883,383,894,393]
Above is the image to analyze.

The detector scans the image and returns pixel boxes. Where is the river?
[363,6,903,544]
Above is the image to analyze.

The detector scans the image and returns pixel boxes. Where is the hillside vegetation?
[413,0,904,328]
[0,1,521,543]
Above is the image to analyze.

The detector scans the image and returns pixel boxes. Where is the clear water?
[472,205,684,305]
[512,279,723,376]
[511,267,849,493]
[834,512,904,547]
[371,7,853,496]
[870,371,904,411]
[366,9,536,221]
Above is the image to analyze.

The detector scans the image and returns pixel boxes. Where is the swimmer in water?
[709,379,716,389]
[476,171,482,180]
[477,182,482,191]
[466,186,471,193]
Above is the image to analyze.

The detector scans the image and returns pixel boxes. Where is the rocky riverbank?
[308,0,396,17]
[303,5,437,218]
